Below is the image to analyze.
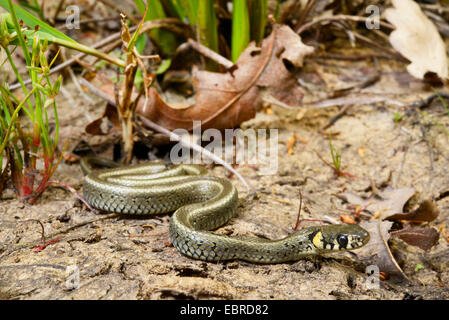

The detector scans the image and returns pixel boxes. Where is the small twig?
[138,115,252,192]
[305,94,405,109]
[49,213,120,239]
[262,94,298,110]
[47,180,94,211]
[310,53,397,61]
[410,92,449,110]
[21,219,46,243]
[60,48,93,103]
[294,0,317,31]
[78,78,116,104]
[186,39,234,69]
[351,31,407,62]
[296,14,394,34]
[52,0,66,25]
[293,190,304,231]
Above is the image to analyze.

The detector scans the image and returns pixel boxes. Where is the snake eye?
[337,234,348,248]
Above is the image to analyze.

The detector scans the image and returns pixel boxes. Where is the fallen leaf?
[137,25,314,131]
[385,0,449,80]
[386,200,439,222]
[341,187,415,219]
[85,102,120,135]
[340,215,356,224]
[286,134,297,155]
[391,224,439,251]
[357,220,409,280]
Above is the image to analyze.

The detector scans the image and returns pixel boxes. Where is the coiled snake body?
[81,157,370,263]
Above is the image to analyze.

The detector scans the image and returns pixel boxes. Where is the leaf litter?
[343,188,441,280]
[136,25,314,131]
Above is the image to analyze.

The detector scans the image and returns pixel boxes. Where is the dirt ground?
[1,55,449,300]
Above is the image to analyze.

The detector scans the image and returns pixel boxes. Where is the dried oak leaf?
[385,0,449,80]
[341,187,415,219]
[357,220,409,280]
[386,200,439,223]
[137,25,314,131]
[391,224,439,251]
[85,102,120,135]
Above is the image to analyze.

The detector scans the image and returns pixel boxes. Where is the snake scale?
[81,157,370,263]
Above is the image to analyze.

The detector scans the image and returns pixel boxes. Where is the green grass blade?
[249,0,267,44]
[232,0,250,62]
[134,0,178,55]
[198,0,218,70]
[178,0,198,25]
[0,0,76,43]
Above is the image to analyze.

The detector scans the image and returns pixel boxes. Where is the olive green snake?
[81,157,370,263]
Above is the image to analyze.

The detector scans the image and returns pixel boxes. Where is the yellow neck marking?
[312,231,324,249]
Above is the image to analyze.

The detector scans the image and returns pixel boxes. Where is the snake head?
[309,224,370,251]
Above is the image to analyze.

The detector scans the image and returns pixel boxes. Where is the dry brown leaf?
[341,187,415,219]
[137,25,314,131]
[357,220,409,280]
[385,0,449,80]
[386,200,439,223]
[85,103,120,135]
[391,225,439,251]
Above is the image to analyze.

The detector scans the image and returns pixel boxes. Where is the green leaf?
[414,264,424,272]
[198,0,218,70]
[155,59,171,75]
[133,0,178,55]
[178,0,199,25]
[248,0,267,44]
[0,0,76,43]
[232,0,250,62]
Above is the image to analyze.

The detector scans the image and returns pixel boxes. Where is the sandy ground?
[1,56,449,300]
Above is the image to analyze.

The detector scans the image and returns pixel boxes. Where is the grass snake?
[81,157,370,263]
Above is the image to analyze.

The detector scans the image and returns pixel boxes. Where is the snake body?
[81,157,370,263]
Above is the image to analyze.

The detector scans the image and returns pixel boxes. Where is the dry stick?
[310,53,397,61]
[21,219,46,243]
[321,104,353,131]
[60,48,93,103]
[351,32,407,62]
[410,92,449,109]
[47,180,93,211]
[138,115,252,192]
[293,190,304,231]
[47,214,120,240]
[78,78,115,104]
[296,14,394,34]
[187,39,234,69]
[52,0,66,25]
[294,0,317,32]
